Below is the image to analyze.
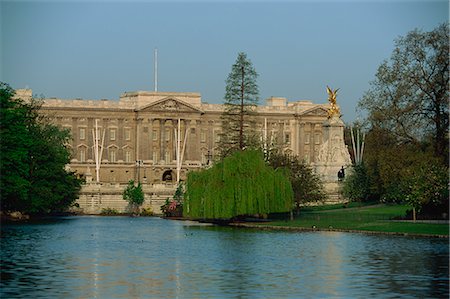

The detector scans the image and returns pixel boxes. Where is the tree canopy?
[0,82,82,214]
[267,151,326,213]
[359,23,449,163]
[183,150,293,220]
[219,52,260,157]
[356,24,449,218]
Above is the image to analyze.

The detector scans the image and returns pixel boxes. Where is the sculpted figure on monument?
[326,86,341,118]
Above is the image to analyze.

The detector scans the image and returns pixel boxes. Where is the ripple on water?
[1,216,448,298]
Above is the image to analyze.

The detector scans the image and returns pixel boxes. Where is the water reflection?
[1,217,448,298]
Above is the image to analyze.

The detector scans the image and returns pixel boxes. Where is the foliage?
[362,128,448,212]
[122,180,144,213]
[0,82,83,214]
[342,163,370,202]
[161,198,183,217]
[359,124,449,220]
[160,183,183,217]
[267,151,326,213]
[184,150,293,220]
[219,52,260,157]
[100,208,120,215]
[358,23,449,163]
[357,24,449,218]
[404,161,448,216]
[140,207,154,216]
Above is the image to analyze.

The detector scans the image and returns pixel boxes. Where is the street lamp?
[136,160,144,183]
[143,164,147,183]
[206,150,212,166]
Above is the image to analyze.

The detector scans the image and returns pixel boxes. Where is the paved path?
[391,220,449,224]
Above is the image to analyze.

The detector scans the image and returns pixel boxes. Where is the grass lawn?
[264,204,449,236]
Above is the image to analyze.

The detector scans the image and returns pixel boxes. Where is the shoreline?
[2,212,447,239]
[229,222,449,239]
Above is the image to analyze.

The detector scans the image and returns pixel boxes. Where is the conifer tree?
[220,52,259,157]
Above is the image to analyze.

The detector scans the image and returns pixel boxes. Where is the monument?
[315,86,352,202]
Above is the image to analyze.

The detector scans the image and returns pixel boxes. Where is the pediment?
[298,106,328,117]
[138,97,204,114]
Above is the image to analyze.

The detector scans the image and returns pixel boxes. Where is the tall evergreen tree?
[220,52,259,157]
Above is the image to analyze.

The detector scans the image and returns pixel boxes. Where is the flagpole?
[154,48,158,92]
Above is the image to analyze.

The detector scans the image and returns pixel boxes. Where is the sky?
[1,0,448,123]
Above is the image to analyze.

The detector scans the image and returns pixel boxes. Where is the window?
[125,128,131,141]
[80,148,86,163]
[201,130,206,143]
[110,150,116,163]
[152,151,158,162]
[110,128,116,141]
[214,130,221,143]
[190,128,196,134]
[164,151,170,163]
[125,151,131,163]
[315,133,321,145]
[79,128,86,140]
[285,133,291,145]
[304,152,310,163]
[165,128,170,141]
[152,129,158,141]
[305,133,310,144]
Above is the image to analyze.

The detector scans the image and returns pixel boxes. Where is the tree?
[404,161,448,221]
[267,152,326,214]
[122,180,144,214]
[0,83,30,210]
[0,82,82,214]
[358,23,449,164]
[184,150,293,220]
[219,52,259,157]
[357,24,449,219]
[342,163,370,202]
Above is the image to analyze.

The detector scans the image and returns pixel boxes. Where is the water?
[1,216,448,298]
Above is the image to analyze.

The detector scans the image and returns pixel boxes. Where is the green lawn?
[264,204,449,236]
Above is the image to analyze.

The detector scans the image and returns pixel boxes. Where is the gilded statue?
[326,86,341,118]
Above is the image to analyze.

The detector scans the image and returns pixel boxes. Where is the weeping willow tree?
[184,150,293,220]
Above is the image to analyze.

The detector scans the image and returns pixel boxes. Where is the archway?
[162,170,173,182]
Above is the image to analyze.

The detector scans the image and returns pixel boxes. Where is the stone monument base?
[323,181,346,204]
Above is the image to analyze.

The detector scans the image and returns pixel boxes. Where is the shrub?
[140,207,153,216]
[123,180,144,214]
[100,208,120,215]
[342,163,370,202]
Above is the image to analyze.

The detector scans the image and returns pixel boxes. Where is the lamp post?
[136,160,144,183]
[206,150,212,166]
[143,165,147,183]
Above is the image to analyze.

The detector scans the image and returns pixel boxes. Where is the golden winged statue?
[326,86,341,118]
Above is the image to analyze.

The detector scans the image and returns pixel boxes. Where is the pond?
[1,216,448,298]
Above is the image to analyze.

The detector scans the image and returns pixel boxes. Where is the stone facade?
[15,88,341,213]
[16,89,331,184]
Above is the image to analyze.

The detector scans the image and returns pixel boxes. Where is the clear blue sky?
[1,0,448,122]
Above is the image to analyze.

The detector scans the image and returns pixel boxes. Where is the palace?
[15,88,331,185]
